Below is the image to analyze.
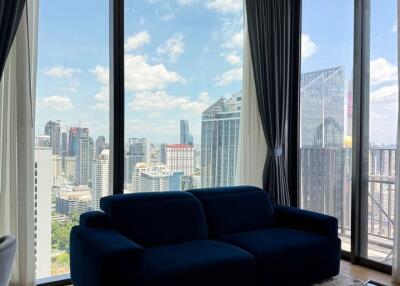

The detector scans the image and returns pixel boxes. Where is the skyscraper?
[160,144,194,176]
[125,138,150,184]
[69,127,93,185]
[180,120,193,145]
[300,66,346,225]
[45,120,62,155]
[201,91,241,188]
[92,149,109,210]
[68,127,89,156]
[95,136,107,155]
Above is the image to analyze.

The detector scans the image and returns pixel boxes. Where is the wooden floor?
[341,260,400,286]
[68,260,399,286]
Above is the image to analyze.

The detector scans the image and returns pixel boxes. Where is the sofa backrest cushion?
[189,186,275,237]
[100,192,208,247]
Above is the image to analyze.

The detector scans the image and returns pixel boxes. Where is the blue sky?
[36,0,399,145]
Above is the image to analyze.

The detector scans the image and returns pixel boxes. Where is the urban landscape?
[33,65,396,278]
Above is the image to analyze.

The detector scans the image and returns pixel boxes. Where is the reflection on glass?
[300,0,354,252]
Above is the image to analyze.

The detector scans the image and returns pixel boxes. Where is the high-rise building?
[63,156,76,182]
[34,147,52,279]
[55,186,93,216]
[68,127,89,156]
[169,171,184,191]
[300,66,344,148]
[125,138,149,184]
[95,136,107,155]
[131,162,154,193]
[45,120,62,155]
[92,149,110,210]
[160,144,194,176]
[201,91,241,188]
[69,127,93,186]
[347,81,353,137]
[180,120,193,145]
[300,66,346,226]
[140,166,170,192]
[52,155,63,186]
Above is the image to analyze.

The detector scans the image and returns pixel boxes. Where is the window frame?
[36,0,393,284]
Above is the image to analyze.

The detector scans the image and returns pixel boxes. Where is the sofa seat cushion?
[217,228,341,286]
[140,240,256,286]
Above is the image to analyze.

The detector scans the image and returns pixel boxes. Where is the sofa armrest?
[273,206,338,238]
[70,226,145,286]
[80,211,110,228]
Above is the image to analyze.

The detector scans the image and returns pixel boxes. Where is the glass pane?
[35,0,109,278]
[365,0,398,265]
[300,0,354,252]
[123,1,243,193]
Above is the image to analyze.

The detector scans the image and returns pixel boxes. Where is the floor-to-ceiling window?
[123,1,244,193]
[35,0,109,280]
[363,0,398,265]
[300,0,354,252]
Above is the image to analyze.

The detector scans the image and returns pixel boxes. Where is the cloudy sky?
[36,0,398,146]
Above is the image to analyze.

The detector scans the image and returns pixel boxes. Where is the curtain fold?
[0,0,38,285]
[393,0,400,281]
[236,5,267,188]
[245,0,302,205]
[0,0,26,78]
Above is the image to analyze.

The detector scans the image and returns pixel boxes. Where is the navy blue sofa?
[70,186,340,286]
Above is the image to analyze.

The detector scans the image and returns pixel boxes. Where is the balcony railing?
[301,147,396,265]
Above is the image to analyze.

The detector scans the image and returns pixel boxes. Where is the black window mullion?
[110,0,125,195]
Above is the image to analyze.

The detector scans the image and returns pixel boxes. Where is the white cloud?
[125,54,183,91]
[89,55,183,110]
[370,58,398,85]
[42,96,74,111]
[215,67,242,86]
[62,80,80,93]
[370,84,398,104]
[148,112,162,118]
[223,51,241,65]
[129,91,210,114]
[301,34,318,60]
[392,21,397,33]
[44,66,80,78]
[157,33,185,62]
[125,31,150,52]
[90,65,109,111]
[205,0,242,14]
[223,31,243,50]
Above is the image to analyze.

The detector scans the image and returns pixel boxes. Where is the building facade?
[92,149,110,210]
[160,144,194,176]
[201,92,241,188]
[300,66,346,227]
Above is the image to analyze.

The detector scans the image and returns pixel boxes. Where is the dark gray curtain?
[246,0,302,206]
[0,0,26,78]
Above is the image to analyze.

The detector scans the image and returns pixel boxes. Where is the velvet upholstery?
[188,186,275,237]
[140,240,256,286]
[218,228,341,286]
[70,186,340,286]
[100,191,208,247]
[79,211,110,228]
[274,205,339,237]
[70,226,145,286]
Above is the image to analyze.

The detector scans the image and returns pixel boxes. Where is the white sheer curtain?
[0,0,38,285]
[235,9,267,188]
